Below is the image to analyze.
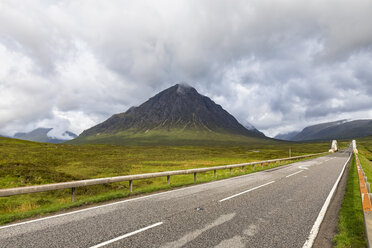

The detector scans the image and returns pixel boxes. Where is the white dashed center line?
[219,181,275,202]
[286,170,304,178]
[89,222,163,248]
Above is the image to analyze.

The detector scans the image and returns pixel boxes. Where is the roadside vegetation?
[334,136,372,247]
[334,155,366,247]
[0,137,347,225]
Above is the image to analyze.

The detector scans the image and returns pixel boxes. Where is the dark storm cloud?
[0,0,372,137]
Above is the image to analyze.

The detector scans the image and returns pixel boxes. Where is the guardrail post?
[242,166,245,173]
[167,175,170,185]
[261,163,263,168]
[129,180,133,193]
[214,170,217,178]
[230,168,232,174]
[194,172,197,182]
[71,187,75,202]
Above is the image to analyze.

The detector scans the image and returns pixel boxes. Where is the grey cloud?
[0,0,372,137]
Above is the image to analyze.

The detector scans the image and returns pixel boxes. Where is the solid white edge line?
[302,153,352,248]
[286,170,304,178]
[89,222,163,248]
[0,154,325,230]
[219,181,275,202]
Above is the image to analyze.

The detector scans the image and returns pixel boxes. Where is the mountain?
[64,131,78,139]
[274,131,300,141]
[14,128,77,143]
[290,119,372,141]
[72,83,266,145]
[245,124,265,137]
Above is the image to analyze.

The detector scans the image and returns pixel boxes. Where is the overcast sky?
[1,0,372,138]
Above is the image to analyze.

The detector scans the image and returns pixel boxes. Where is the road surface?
[0,150,351,248]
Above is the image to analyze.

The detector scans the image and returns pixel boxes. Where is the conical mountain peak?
[77,84,265,142]
[176,82,194,95]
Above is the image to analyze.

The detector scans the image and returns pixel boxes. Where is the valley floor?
[0,137,347,224]
[0,152,350,247]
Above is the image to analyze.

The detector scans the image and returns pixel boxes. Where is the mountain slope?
[14,128,77,143]
[274,131,300,141]
[245,124,266,137]
[291,119,372,141]
[72,83,266,145]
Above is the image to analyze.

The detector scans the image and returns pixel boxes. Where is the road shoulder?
[313,155,350,247]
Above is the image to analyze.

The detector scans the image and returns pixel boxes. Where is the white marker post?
[352,140,358,153]
[329,140,338,153]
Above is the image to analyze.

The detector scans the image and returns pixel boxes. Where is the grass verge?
[334,155,366,247]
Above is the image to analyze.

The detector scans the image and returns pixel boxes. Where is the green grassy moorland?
[0,136,347,225]
[68,128,271,146]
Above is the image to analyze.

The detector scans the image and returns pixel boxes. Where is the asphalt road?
[0,150,352,248]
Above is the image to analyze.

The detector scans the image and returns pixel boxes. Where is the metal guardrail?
[0,152,329,201]
[354,152,372,247]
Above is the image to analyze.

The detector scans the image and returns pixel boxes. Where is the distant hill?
[274,131,300,141]
[14,128,77,143]
[289,119,372,141]
[71,83,267,145]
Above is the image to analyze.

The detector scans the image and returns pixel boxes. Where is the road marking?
[302,153,352,248]
[286,170,304,178]
[298,166,309,170]
[160,214,235,248]
[89,222,163,248]
[219,181,275,202]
